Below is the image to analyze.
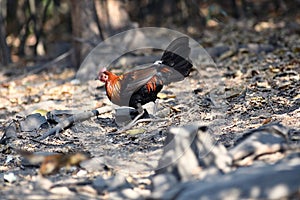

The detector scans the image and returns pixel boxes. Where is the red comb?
[99,67,107,73]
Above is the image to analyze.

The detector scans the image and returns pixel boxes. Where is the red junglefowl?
[98,37,193,121]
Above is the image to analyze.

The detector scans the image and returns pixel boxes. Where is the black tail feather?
[161,37,193,77]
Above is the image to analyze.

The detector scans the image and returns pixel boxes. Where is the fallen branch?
[38,106,112,140]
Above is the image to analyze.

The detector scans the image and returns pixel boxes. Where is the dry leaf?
[32,109,48,116]
[256,81,271,89]
[171,105,182,112]
[262,118,272,125]
[126,128,145,135]
[157,93,176,99]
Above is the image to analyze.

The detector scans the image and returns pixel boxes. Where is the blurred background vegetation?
[0,0,299,71]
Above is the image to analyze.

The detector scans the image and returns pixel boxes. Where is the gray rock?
[92,174,132,194]
[20,113,47,132]
[109,188,142,200]
[176,157,300,200]
[0,122,17,144]
[230,123,289,165]
[155,124,201,181]
[151,173,180,200]
[151,123,299,200]
[80,157,107,172]
[92,176,107,193]
[107,174,132,192]
[155,123,232,181]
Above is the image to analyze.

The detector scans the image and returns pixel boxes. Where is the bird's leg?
[128,103,145,125]
[153,100,158,115]
[117,103,145,133]
[116,103,168,133]
[137,102,144,114]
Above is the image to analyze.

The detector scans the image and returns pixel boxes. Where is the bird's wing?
[120,66,158,96]
[155,65,186,84]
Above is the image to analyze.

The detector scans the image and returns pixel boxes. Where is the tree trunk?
[70,0,102,68]
[0,7,11,66]
[70,0,135,68]
[94,0,135,37]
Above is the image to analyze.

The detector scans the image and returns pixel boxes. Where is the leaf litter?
[0,17,300,199]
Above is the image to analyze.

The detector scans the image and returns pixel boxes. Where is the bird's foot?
[116,110,167,134]
[117,109,145,133]
[130,109,150,119]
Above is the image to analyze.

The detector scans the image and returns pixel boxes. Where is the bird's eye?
[99,73,108,82]
[102,74,108,80]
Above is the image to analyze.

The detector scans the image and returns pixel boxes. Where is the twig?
[116,117,168,134]
[30,138,72,146]
[38,106,112,140]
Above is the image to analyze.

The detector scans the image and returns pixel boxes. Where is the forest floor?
[0,15,300,199]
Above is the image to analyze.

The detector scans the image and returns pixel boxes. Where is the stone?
[151,173,179,199]
[230,123,289,165]
[92,174,132,194]
[176,157,300,200]
[20,113,47,132]
[155,123,232,181]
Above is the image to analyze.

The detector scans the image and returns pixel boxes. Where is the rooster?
[98,37,193,123]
